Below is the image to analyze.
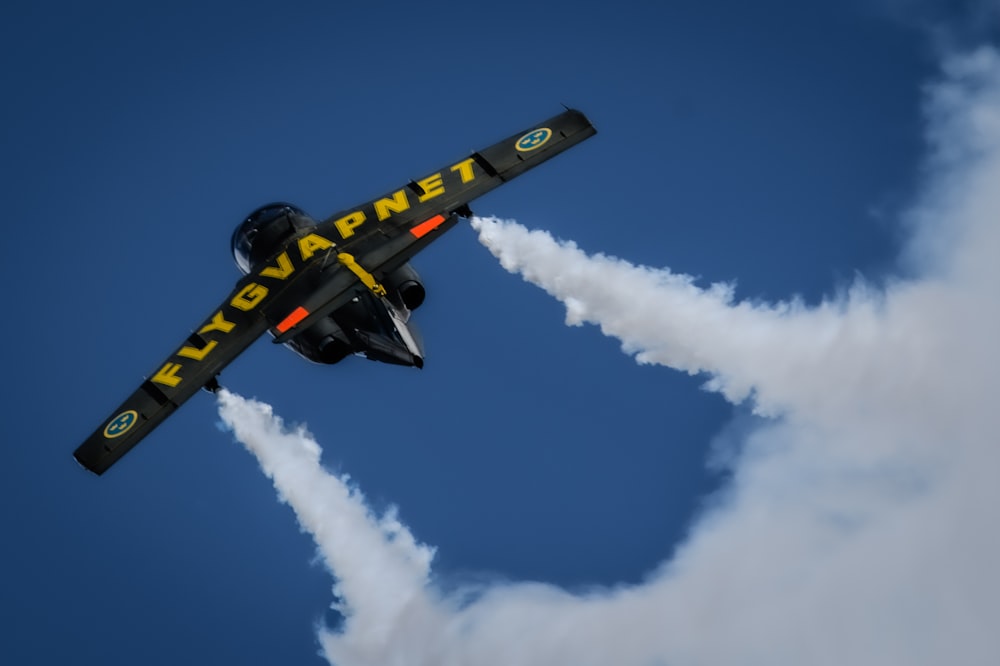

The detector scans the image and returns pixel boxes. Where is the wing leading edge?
[73,278,274,475]
[271,108,597,341]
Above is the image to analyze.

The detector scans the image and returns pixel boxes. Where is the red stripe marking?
[410,214,447,239]
[276,306,309,333]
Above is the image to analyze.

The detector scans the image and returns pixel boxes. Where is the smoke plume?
[216,391,442,665]
[219,47,1000,665]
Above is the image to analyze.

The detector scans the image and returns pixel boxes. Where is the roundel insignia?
[104,410,138,439]
[515,127,553,152]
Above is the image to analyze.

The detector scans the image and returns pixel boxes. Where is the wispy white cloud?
[879,1,1000,51]
[219,46,1000,666]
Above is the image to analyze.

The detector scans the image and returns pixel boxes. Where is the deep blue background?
[0,2,937,663]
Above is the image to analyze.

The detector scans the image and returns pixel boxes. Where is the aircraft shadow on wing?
[74,109,597,475]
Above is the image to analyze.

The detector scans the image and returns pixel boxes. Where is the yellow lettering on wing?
[260,252,294,279]
[450,158,476,183]
[374,190,410,221]
[199,311,236,335]
[231,283,268,311]
[416,173,445,202]
[333,212,367,239]
[298,233,335,260]
[152,362,183,387]
[177,340,218,361]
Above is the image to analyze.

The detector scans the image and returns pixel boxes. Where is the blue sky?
[2,2,996,664]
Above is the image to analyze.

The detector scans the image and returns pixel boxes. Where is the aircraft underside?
[282,289,425,368]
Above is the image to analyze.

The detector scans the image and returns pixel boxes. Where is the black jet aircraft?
[74,109,596,475]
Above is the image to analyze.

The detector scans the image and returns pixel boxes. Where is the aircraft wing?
[73,277,274,475]
[75,108,597,473]
[270,108,597,341]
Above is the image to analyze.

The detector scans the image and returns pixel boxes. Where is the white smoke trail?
[216,390,443,665]
[460,47,1000,665]
[219,47,1000,666]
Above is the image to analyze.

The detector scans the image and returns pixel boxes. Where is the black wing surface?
[76,109,597,473]
[270,108,597,341]
[73,277,274,475]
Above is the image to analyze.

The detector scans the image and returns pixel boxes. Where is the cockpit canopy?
[231,203,313,274]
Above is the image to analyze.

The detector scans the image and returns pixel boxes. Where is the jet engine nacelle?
[282,315,352,365]
[383,262,425,311]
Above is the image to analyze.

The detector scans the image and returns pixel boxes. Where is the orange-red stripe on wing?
[276,306,309,333]
[410,214,446,239]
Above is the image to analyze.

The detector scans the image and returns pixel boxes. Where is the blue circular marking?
[104,410,138,438]
[515,127,553,152]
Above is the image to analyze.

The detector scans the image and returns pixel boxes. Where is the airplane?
[74,109,597,475]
